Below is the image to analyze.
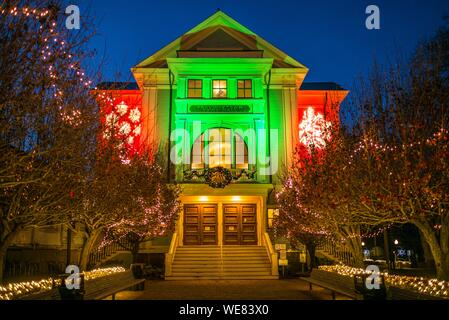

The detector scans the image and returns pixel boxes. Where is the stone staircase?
[166,246,278,280]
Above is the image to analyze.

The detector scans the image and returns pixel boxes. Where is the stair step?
[170,273,273,278]
[168,276,274,280]
[175,253,268,256]
[172,266,271,271]
[173,261,271,268]
[177,248,266,251]
[168,245,276,280]
[166,276,278,280]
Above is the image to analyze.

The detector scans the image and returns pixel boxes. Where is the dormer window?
[188,79,202,98]
[212,80,227,98]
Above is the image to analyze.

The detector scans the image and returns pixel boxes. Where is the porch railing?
[164,231,179,277]
[317,238,356,266]
[87,237,132,270]
[263,232,279,277]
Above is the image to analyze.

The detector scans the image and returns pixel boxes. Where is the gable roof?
[133,10,307,71]
[96,82,139,90]
[300,82,346,91]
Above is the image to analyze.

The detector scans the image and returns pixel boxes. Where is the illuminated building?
[9,10,347,280]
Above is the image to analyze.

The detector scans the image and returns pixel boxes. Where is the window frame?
[187,79,203,98]
[212,79,227,99]
[237,79,253,98]
[191,128,249,170]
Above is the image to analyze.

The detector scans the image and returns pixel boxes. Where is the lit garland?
[344,224,393,240]
[319,264,449,299]
[0,266,125,300]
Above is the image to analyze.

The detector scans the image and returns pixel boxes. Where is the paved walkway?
[112,278,351,300]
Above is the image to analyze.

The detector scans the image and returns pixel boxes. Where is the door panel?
[183,204,218,245]
[223,204,257,245]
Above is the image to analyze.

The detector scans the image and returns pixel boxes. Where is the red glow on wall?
[296,88,348,156]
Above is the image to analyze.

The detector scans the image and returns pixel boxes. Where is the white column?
[142,85,158,148]
[282,86,298,169]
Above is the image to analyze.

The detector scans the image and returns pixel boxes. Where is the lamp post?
[393,239,399,269]
[383,229,391,272]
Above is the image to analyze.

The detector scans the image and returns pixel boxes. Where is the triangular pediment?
[180,26,257,51]
[133,10,307,70]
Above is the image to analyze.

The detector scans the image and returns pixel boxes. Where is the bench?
[19,270,145,300]
[301,269,360,300]
[388,286,447,300]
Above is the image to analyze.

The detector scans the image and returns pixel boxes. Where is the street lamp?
[394,239,399,245]
[361,241,365,246]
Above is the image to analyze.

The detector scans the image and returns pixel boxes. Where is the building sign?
[279,249,287,260]
[275,244,286,251]
[190,105,250,113]
[279,259,288,266]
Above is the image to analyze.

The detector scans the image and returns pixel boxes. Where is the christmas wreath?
[204,167,233,188]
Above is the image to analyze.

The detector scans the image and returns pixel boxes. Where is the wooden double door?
[183,204,218,245]
[223,204,257,245]
[183,203,257,246]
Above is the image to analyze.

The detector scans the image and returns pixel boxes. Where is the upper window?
[212,80,227,98]
[188,79,202,98]
[191,128,248,170]
[237,80,252,98]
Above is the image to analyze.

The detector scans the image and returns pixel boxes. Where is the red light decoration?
[97,91,143,160]
[298,106,332,150]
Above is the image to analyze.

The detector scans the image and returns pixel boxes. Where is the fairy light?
[1,4,95,126]
[0,267,125,300]
[98,176,180,249]
[319,264,449,299]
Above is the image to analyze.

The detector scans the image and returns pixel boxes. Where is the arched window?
[191,128,248,170]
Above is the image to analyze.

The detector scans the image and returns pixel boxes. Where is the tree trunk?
[79,230,102,271]
[414,221,449,280]
[341,226,364,268]
[0,231,17,284]
[0,245,8,285]
[348,237,365,268]
[131,243,140,264]
[306,242,317,270]
[418,229,435,268]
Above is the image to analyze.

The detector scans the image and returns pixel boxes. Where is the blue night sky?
[78,0,449,90]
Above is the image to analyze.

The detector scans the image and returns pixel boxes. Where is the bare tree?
[100,151,181,264]
[0,1,97,283]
